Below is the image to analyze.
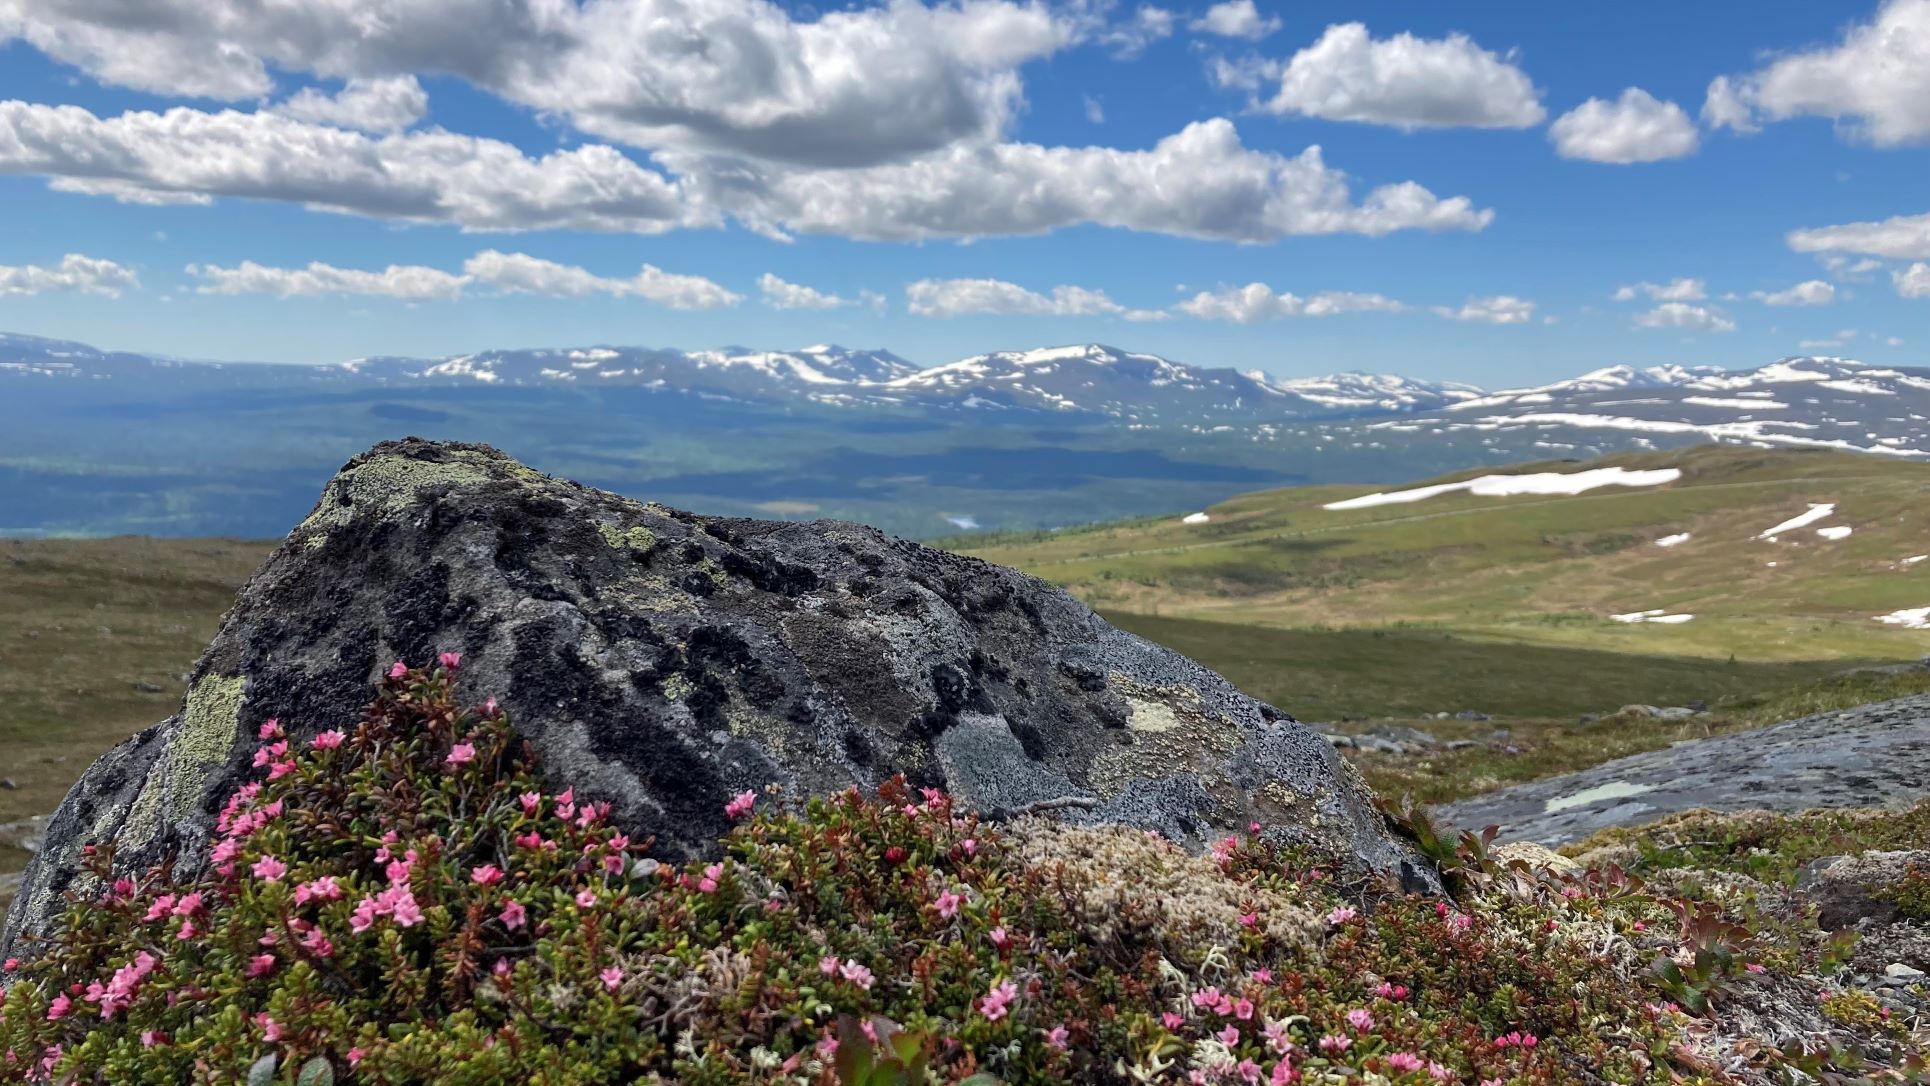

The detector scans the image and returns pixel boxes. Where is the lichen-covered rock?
[1800,851,1930,930]
[3,439,1432,957]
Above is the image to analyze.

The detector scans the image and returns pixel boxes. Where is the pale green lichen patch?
[596,522,658,553]
[1088,679,1241,798]
[167,675,245,821]
[660,674,695,702]
[296,450,504,540]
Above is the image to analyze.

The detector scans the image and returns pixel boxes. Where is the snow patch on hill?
[1322,466,1681,511]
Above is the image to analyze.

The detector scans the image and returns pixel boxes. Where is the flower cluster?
[0,659,1914,1084]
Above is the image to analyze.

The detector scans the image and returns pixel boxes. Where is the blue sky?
[1,0,1927,386]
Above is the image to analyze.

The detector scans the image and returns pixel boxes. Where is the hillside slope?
[964,444,1930,665]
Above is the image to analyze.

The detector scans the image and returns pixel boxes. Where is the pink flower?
[839,960,875,991]
[989,926,1010,949]
[246,954,276,978]
[471,864,505,886]
[961,838,977,857]
[257,720,282,740]
[175,919,199,940]
[390,891,424,928]
[1162,1012,1184,1030]
[446,742,476,767]
[724,790,757,820]
[254,1014,282,1042]
[1237,1060,1261,1084]
[600,966,622,991]
[294,876,342,905]
[935,888,964,919]
[1326,905,1358,925]
[144,895,177,922]
[251,855,287,882]
[554,787,576,820]
[1450,913,1473,932]
[1251,968,1273,984]
[483,697,500,717]
[519,792,543,816]
[141,1030,165,1049]
[1318,1034,1351,1054]
[173,892,203,917]
[576,889,597,908]
[440,651,462,670]
[311,730,345,750]
[267,758,297,781]
[500,900,527,930]
[1233,998,1255,1020]
[300,928,334,959]
[389,660,407,679]
[1386,1053,1423,1073]
[1239,911,1258,929]
[698,862,723,894]
[1263,1020,1293,1055]
[1429,1062,1454,1082]
[1745,962,1765,974]
[46,994,71,1021]
[1218,1024,1240,1045]
[1045,1025,1069,1050]
[820,955,840,976]
[978,980,1018,1022]
[348,1049,365,1067]
[1346,1008,1375,1032]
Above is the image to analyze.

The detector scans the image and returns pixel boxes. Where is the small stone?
[1320,733,1355,749]
[1885,962,1927,982]
[0,778,14,790]
[1445,740,1477,751]
[1454,710,1490,721]
[133,680,164,693]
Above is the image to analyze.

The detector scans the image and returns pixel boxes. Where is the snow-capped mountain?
[1375,356,1930,458]
[1269,371,1484,413]
[7,331,1930,456]
[340,344,920,401]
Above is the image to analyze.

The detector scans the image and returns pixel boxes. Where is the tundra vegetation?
[0,662,1922,1084]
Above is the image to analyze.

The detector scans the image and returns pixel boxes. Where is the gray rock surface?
[4,438,1432,959]
[1435,694,1930,845]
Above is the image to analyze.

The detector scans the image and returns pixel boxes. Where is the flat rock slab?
[1435,694,1930,846]
[5,439,1431,959]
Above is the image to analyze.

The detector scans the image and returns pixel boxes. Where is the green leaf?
[246,1053,278,1086]
[958,1075,1003,1086]
[296,1057,335,1086]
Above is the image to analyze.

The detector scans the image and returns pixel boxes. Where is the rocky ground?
[1435,693,1930,845]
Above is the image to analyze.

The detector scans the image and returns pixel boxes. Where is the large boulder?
[4,439,1431,956]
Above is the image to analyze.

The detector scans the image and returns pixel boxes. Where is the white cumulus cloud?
[462,250,740,308]
[1752,280,1835,306]
[183,251,739,308]
[757,273,852,310]
[1176,283,1406,323]
[1257,23,1545,129]
[0,253,139,297]
[0,101,694,234]
[1613,278,1706,302]
[702,119,1492,243]
[1790,211,1930,261]
[1431,295,1536,324]
[188,260,466,300]
[1633,302,1735,333]
[1548,88,1698,163]
[272,76,428,134]
[1100,6,1176,57]
[905,278,1167,320]
[1897,262,1930,298]
[1190,0,1278,41]
[1700,0,1930,146]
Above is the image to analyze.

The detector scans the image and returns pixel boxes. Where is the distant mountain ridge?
[17,331,1922,438]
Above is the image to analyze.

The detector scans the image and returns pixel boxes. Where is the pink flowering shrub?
[0,662,1913,1083]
